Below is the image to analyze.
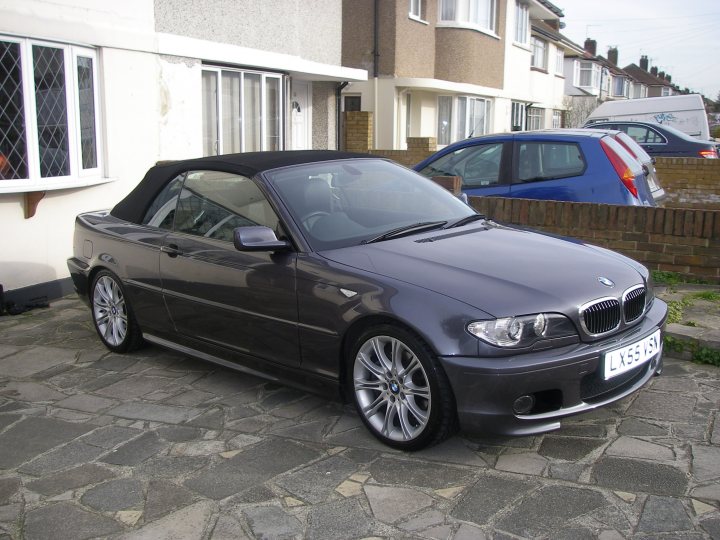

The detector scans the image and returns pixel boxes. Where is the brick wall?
[654,157,720,209]
[370,137,437,167]
[470,197,720,283]
[344,111,373,153]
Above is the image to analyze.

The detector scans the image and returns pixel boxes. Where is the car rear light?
[698,149,718,159]
[600,138,639,198]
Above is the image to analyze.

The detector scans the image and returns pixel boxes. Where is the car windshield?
[264,158,475,251]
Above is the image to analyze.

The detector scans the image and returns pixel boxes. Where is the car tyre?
[90,270,143,353]
[349,324,456,450]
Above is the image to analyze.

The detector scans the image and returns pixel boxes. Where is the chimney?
[607,47,618,66]
[658,71,665,80]
[650,66,658,76]
[640,55,649,71]
[584,38,597,56]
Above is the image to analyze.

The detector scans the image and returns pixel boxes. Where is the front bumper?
[439,299,667,437]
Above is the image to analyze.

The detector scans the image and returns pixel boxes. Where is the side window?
[141,173,185,229]
[418,143,503,188]
[516,142,585,182]
[645,128,665,144]
[174,170,280,242]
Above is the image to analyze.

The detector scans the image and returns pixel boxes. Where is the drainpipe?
[373,0,379,149]
[336,81,349,150]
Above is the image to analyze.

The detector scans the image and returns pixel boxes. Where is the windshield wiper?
[444,214,486,229]
[362,221,448,244]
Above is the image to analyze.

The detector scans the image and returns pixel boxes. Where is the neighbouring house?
[623,56,677,98]
[0,0,366,306]
[597,47,632,102]
[340,0,575,150]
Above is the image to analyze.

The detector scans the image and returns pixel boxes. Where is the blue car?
[414,130,658,206]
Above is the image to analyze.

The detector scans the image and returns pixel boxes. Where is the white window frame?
[514,1,529,44]
[552,110,562,128]
[574,60,600,89]
[409,0,425,21]
[202,66,284,156]
[555,47,564,75]
[661,86,672,96]
[531,37,547,70]
[0,36,104,194]
[437,95,453,146]
[511,102,526,131]
[439,0,498,35]
[527,107,543,130]
[455,96,490,139]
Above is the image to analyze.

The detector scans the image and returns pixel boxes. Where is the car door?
[509,140,591,202]
[618,124,669,156]
[417,142,511,197]
[159,169,300,367]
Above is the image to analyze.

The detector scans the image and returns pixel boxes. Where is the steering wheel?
[301,211,330,231]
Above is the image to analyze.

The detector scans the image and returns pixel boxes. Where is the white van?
[585,95,711,140]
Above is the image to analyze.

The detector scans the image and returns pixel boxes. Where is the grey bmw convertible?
[68,151,667,450]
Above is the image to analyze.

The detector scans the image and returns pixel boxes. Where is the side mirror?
[233,226,291,252]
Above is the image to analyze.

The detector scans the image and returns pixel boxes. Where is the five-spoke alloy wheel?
[350,325,455,450]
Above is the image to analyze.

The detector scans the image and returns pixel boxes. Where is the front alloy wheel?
[350,325,455,450]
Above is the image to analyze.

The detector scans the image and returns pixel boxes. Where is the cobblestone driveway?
[0,298,719,539]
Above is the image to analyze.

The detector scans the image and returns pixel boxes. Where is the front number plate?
[603,329,661,380]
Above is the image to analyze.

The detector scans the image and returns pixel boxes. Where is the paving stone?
[243,505,303,539]
[495,452,547,476]
[157,425,203,442]
[691,499,715,516]
[101,431,167,466]
[451,474,537,525]
[135,455,209,479]
[548,462,586,482]
[0,346,77,377]
[651,377,699,393]
[628,392,696,422]
[92,354,140,371]
[49,367,106,389]
[228,433,263,450]
[538,436,606,461]
[26,463,115,496]
[423,524,453,539]
[0,478,20,505]
[0,382,66,402]
[411,437,488,467]
[210,514,251,540]
[369,457,474,490]
[496,485,607,537]
[225,484,276,505]
[81,425,142,448]
[617,418,669,436]
[0,416,92,469]
[399,509,445,531]
[700,517,720,538]
[79,372,126,392]
[260,388,306,410]
[19,440,106,475]
[0,502,21,523]
[272,396,324,419]
[24,501,122,540]
[164,389,216,407]
[185,408,225,430]
[306,498,377,540]
[342,447,378,464]
[556,424,608,438]
[274,455,356,504]
[605,436,675,461]
[184,439,321,500]
[107,402,198,424]
[0,414,19,432]
[145,479,195,520]
[363,484,433,523]
[269,419,329,443]
[192,370,264,395]
[0,345,20,359]
[98,375,175,399]
[170,440,227,457]
[552,527,597,540]
[81,478,144,511]
[117,501,215,540]
[54,394,117,413]
[592,458,688,496]
[637,495,693,533]
[691,444,720,482]
[454,523,487,540]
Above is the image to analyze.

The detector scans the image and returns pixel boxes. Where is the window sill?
[436,22,500,40]
[408,14,429,25]
[0,175,116,195]
[531,66,548,74]
[513,41,531,52]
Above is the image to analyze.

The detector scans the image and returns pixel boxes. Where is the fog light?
[513,395,535,415]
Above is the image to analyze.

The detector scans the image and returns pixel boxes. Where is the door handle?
[161,244,180,258]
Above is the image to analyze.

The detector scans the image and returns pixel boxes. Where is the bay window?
[514,1,529,44]
[456,96,490,139]
[555,48,565,74]
[575,60,600,88]
[527,107,543,130]
[440,0,497,33]
[531,37,547,70]
[0,36,102,191]
[202,67,283,156]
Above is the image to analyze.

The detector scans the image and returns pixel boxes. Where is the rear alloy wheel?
[350,325,455,450]
[91,270,143,353]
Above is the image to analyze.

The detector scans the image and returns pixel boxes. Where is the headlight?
[467,313,576,348]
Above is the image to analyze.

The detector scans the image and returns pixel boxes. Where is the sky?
[556,0,720,101]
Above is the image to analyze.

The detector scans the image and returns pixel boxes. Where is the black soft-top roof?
[111,150,374,223]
